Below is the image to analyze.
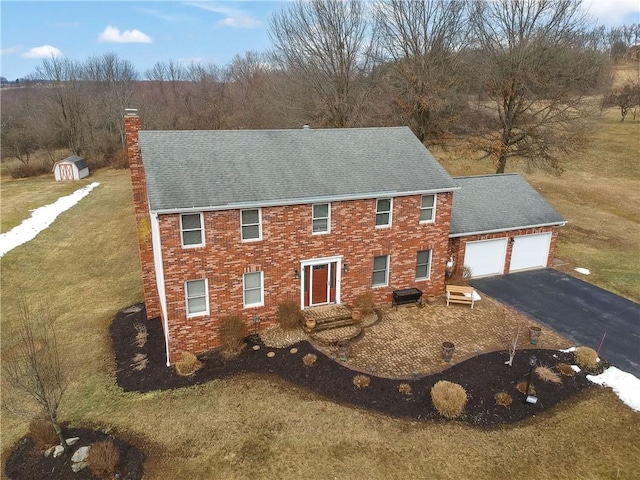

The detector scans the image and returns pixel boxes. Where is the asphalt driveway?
[472,269,640,376]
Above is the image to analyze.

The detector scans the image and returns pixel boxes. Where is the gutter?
[448,221,567,238]
[150,187,460,215]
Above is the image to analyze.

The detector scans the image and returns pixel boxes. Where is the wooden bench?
[445,285,476,309]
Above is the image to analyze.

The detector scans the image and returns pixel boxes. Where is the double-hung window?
[241,208,262,241]
[372,255,389,287]
[180,213,204,247]
[420,194,436,223]
[312,203,330,234]
[243,271,264,307]
[415,250,432,280]
[376,198,392,227]
[185,279,208,317]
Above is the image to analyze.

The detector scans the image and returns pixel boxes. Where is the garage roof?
[450,174,566,237]
[138,127,458,213]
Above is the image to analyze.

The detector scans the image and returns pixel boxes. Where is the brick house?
[124,111,565,365]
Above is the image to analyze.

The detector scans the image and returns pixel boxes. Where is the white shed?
[53,156,89,181]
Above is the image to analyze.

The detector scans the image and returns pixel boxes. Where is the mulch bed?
[112,303,606,426]
[4,428,145,480]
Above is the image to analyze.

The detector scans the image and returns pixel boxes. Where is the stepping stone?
[252,345,260,351]
[267,351,275,358]
[290,348,298,354]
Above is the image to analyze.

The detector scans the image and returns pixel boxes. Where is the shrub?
[28,418,58,451]
[302,353,317,367]
[88,439,120,479]
[275,300,304,330]
[535,365,562,384]
[516,381,536,395]
[130,353,148,371]
[218,315,247,353]
[134,323,148,348]
[353,292,375,316]
[353,375,371,389]
[557,362,576,377]
[398,383,412,395]
[174,351,202,376]
[448,265,473,286]
[431,381,468,418]
[495,392,513,407]
[575,346,598,369]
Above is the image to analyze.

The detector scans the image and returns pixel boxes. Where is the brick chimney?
[125,109,161,320]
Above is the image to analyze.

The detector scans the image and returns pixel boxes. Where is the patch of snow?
[587,367,640,412]
[571,365,581,372]
[574,267,591,275]
[559,347,577,353]
[0,182,100,258]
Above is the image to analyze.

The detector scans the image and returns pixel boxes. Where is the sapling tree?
[500,307,526,367]
[1,298,70,453]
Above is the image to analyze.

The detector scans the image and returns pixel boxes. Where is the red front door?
[311,265,329,305]
[303,262,338,308]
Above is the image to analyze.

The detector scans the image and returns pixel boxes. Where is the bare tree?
[603,79,640,121]
[269,0,376,127]
[500,307,527,367]
[1,298,70,453]
[374,0,470,141]
[469,0,610,174]
[33,56,89,156]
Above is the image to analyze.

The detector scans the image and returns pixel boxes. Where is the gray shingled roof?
[138,127,457,212]
[450,174,566,237]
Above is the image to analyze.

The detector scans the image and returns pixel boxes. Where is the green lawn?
[2,113,640,478]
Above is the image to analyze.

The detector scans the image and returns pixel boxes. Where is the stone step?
[313,316,357,332]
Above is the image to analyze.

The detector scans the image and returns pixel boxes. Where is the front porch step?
[312,315,356,332]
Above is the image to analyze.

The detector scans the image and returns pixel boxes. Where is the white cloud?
[216,16,262,29]
[97,25,153,44]
[1,46,22,56]
[22,45,63,59]
[585,0,640,27]
[184,2,262,29]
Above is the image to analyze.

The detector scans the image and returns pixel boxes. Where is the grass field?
[1,111,639,479]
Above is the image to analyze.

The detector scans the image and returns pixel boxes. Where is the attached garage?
[509,233,552,272]
[463,238,507,277]
[449,174,566,279]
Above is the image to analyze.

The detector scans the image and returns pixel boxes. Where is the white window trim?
[372,255,389,288]
[312,202,331,235]
[241,208,262,242]
[243,271,264,308]
[420,194,437,223]
[180,212,205,248]
[375,198,393,228]
[416,249,432,281]
[185,278,209,318]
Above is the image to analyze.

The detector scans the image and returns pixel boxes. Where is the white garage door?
[509,233,552,272]
[463,238,508,278]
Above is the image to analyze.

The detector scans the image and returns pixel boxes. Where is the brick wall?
[125,113,161,320]
[448,226,560,277]
[158,193,453,360]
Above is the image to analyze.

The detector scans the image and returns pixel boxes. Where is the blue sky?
[1,0,639,81]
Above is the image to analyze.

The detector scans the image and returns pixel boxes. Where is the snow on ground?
[587,367,640,412]
[0,182,100,258]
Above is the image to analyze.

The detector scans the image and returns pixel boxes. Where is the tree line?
[2,0,638,178]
